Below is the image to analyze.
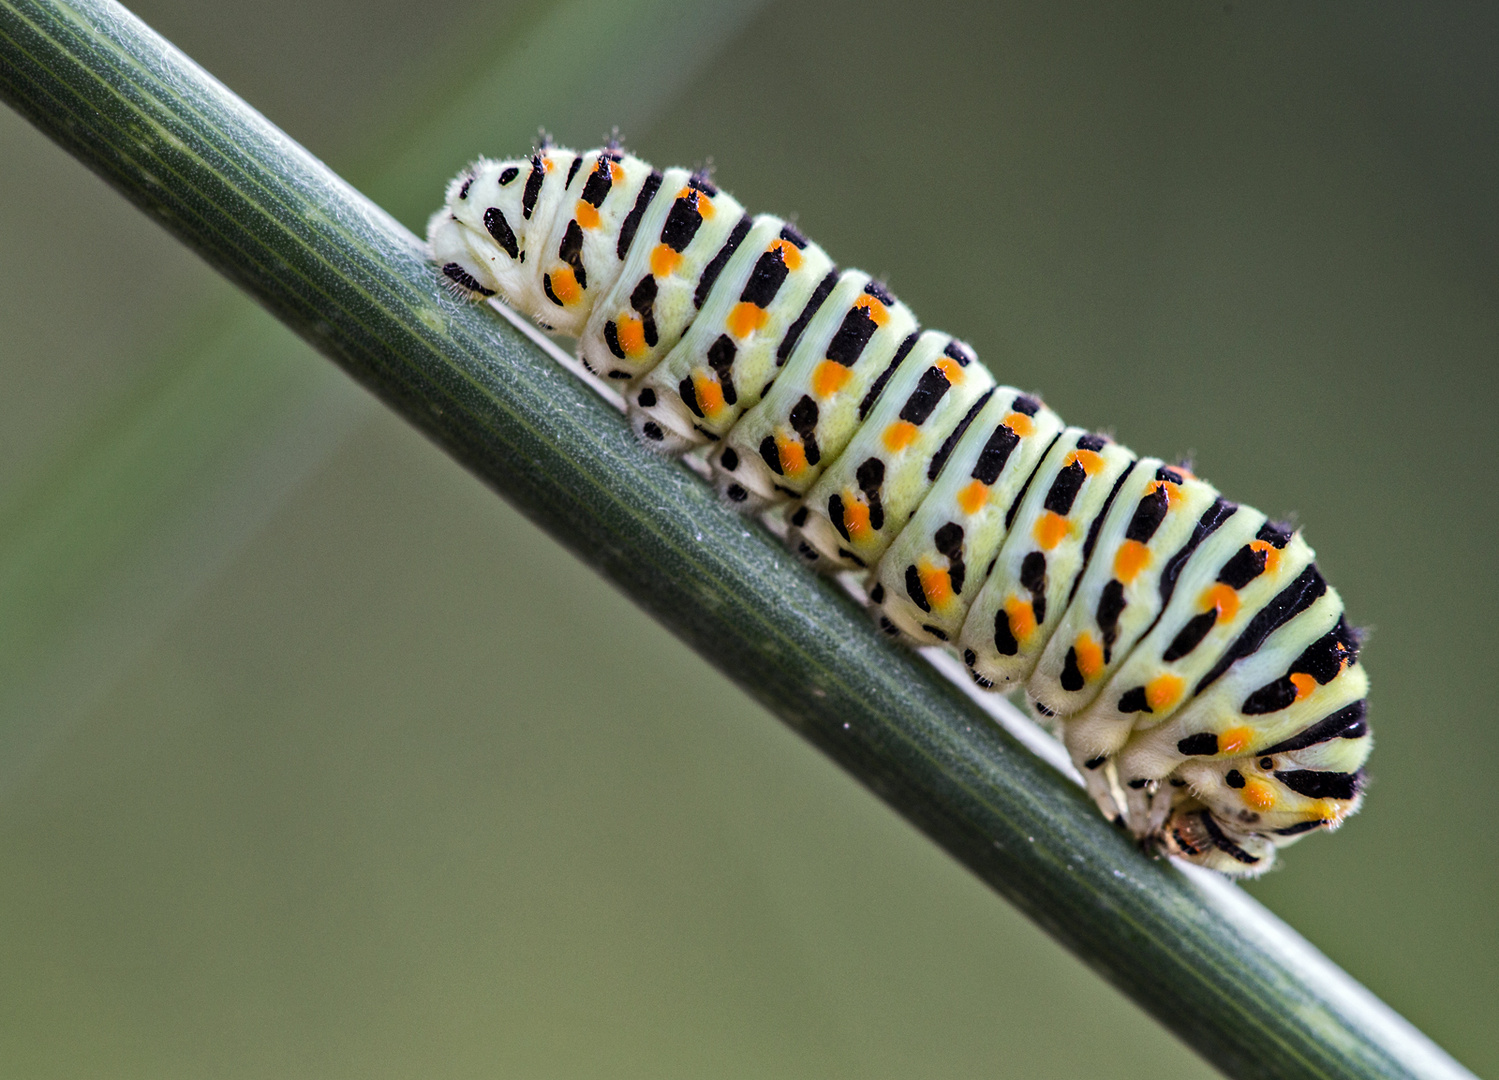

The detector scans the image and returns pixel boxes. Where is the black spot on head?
[636,387,656,408]
[726,484,747,503]
[789,505,808,527]
[963,648,977,667]
[1084,755,1107,770]
[869,582,885,604]
[607,370,630,380]
[1127,778,1148,789]
[642,421,664,441]
[1225,769,1246,788]
[921,623,949,641]
[498,167,519,186]
[719,446,738,471]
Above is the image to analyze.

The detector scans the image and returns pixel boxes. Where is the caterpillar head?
[426,151,578,315]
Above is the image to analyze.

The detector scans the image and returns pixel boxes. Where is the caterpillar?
[427,141,1371,876]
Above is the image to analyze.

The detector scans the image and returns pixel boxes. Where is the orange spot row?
[616,315,646,356]
[728,301,767,339]
[1289,671,1317,700]
[957,479,989,516]
[776,434,807,476]
[1241,778,1276,812]
[1065,448,1105,475]
[883,420,919,452]
[1002,411,1035,437]
[1114,538,1150,584]
[935,357,965,384]
[1200,582,1240,621]
[769,238,803,271]
[1073,633,1104,680]
[548,267,580,305]
[1033,511,1070,550]
[853,294,890,325]
[1248,538,1284,575]
[842,493,872,539]
[1219,726,1253,755]
[1005,596,1038,641]
[574,200,601,230]
[1145,673,1183,713]
[1153,478,1183,509]
[920,563,953,607]
[813,360,851,398]
[692,372,725,418]
[651,244,681,277]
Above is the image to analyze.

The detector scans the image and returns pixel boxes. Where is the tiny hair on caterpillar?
[427,138,1370,877]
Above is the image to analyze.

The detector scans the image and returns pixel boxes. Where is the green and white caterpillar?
[428,140,1371,876]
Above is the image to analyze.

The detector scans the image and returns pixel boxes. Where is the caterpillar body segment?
[791,331,996,572]
[871,388,1066,644]
[428,143,1372,876]
[626,216,835,452]
[956,430,1137,686]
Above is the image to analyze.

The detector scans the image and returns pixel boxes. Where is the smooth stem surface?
[0,1,1473,1078]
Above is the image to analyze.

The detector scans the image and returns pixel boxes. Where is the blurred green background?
[1,0,1495,1076]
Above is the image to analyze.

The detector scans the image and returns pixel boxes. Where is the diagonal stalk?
[0,1,1474,1078]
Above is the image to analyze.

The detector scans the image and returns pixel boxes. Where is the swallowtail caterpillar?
[428,140,1370,876]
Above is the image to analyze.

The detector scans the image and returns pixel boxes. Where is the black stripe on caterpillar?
[428,142,1371,877]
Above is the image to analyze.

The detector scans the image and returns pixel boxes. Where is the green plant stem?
[0,2,1473,1078]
